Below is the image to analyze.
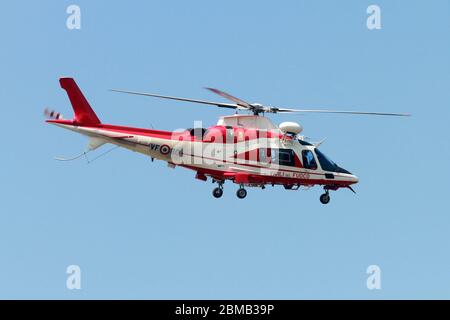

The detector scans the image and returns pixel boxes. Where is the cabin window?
[277,149,295,167]
[225,128,234,143]
[259,148,269,163]
[302,150,318,170]
[259,148,296,166]
[271,149,296,167]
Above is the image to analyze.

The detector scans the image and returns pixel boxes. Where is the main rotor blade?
[110,89,239,110]
[275,108,411,116]
[205,88,253,109]
[110,88,411,117]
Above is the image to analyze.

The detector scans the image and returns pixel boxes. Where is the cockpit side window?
[302,150,317,170]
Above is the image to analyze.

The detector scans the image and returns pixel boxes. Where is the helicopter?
[46,78,410,204]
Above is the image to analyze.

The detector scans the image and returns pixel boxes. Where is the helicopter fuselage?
[48,117,358,190]
[45,77,371,203]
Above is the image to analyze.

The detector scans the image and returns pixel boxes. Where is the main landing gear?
[236,186,247,199]
[212,181,224,198]
[211,181,248,199]
[212,187,223,198]
[320,190,331,205]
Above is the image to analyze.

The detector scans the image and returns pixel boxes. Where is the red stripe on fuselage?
[180,165,354,187]
[47,119,173,139]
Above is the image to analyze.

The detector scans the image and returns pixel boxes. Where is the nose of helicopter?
[335,165,358,184]
[349,174,359,184]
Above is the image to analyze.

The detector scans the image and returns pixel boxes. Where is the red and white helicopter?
[46,78,409,204]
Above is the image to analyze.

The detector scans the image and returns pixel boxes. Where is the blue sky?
[0,0,449,299]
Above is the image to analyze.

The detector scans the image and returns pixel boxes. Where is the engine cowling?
[279,122,303,135]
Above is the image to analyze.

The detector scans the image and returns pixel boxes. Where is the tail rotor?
[44,108,64,120]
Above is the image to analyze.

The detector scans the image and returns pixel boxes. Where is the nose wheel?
[320,191,330,204]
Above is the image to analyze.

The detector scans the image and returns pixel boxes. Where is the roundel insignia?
[160,144,171,155]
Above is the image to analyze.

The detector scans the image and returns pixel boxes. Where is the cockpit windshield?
[314,148,351,174]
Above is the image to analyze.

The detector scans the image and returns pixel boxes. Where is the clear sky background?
[0,0,449,299]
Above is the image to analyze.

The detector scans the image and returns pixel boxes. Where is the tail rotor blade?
[44,108,64,120]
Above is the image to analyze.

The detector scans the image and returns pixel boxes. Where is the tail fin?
[60,77,101,125]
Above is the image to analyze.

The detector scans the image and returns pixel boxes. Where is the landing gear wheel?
[320,192,330,205]
[213,187,223,198]
[236,188,247,199]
